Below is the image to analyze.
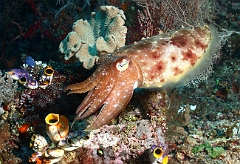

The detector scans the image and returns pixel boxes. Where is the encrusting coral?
[30,112,169,163]
[59,5,127,69]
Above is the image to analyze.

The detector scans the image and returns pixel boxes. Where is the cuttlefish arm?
[65,55,142,130]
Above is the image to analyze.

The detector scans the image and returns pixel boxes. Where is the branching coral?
[0,71,18,108]
[59,5,127,69]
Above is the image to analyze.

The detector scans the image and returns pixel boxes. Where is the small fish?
[6,69,29,80]
[149,145,168,164]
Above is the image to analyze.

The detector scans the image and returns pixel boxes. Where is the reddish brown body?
[65,25,220,130]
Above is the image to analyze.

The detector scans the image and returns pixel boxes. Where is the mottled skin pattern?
[115,26,211,87]
[65,56,143,130]
[65,25,216,130]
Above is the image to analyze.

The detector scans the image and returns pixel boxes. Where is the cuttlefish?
[65,25,220,130]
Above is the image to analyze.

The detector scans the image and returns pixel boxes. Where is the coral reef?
[0,122,22,164]
[59,5,127,69]
[165,53,240,163]
[7,59,56,89]
[6,57,67,112]
[30,102,169,163]
[32,70,67,110]
[0,71,18,108]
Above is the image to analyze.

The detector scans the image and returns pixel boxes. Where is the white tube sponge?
[59,6,127,70]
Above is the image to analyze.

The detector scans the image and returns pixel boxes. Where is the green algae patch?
[207,146,225,158]
[192,143,225,158]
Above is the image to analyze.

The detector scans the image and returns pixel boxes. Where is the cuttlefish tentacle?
[87,82,135,130]
[66,55,141,129]
[85,57,140,130]
[65,57,115,94]
[67,56,117,117]
[77,58,142,124]
[65,77,96,94]
[75,76,115,118]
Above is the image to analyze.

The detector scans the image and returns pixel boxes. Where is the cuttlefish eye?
[116,58,129,71]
